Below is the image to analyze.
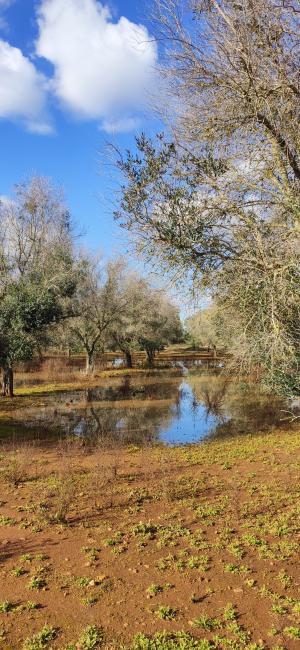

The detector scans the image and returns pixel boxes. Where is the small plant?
[104,531,127,554]
[35,554,48,562]
[277,570,292,589]
[2,452,27,486]
[12,566,27,577]
[0,601,13,613]
[192,615,219,631]
[146,584,163,597]
[156,605,177,620]
[132,521,157,538]
[77,625,103,648]
[0,515,15,526]
[221,462,232,470]
[284,627,300,639]
[223,602,238,621]
[228,540,245,559]
[81,596,98,607]
[26,601,39,610]
[292,602,300,615]
[224,563,249,575]
[75,576,91,588]
[245,578,256,588]
[81,547,100,562]
[21,554,33,563]
[42,473,77,524]
[23,625,56,649]
[128,632,211,649]
[27,575,46,591]
[271,604,287,615]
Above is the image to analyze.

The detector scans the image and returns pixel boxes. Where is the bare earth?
[0,429,299,649]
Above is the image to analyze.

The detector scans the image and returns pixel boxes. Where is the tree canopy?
[0,177,79,395]
[114,0,300,394]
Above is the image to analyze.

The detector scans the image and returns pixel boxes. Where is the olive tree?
[0,177,77,396]
[139,292,183,365]
[215,222,300,394]
[185,304,224,352]
[111,274,182,367]
[110,275,150,368]
[113,0,300,394]
[66,259,125,373]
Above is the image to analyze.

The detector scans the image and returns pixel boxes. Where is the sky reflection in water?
[0,371,293,446]
[159,382,225,445]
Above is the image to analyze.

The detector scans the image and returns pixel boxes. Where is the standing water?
[0,370,296,446]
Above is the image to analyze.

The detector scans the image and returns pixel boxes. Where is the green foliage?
[223,603,238,621]
[156,605,177,620]
[0,176,78,387]
[0,601,13,613]
[23,625,56,649]
[75,576,91,588]
[0,281,64,368]
[114,0,300,399]
[81,546,100,562]
[26,601,39,611]
[126,632,213,649]
[284,627,300,639]
[12,566,27,577]
[192,615,219,631]
[146,584,163,597]
[77,625,104,649]
[27,575,46,591]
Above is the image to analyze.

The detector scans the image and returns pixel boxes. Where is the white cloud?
[36,0,158,129]
[100,115,141,134]
[0,1,15,31]
[0,39,52,132]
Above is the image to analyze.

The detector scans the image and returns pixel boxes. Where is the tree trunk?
[86,351,94,374]
[146,348,155,367]
[7,367,13,397]
[2,366,14,397]
[2,369,7,396]
[125,351,133,368]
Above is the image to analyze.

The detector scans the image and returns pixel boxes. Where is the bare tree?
[67,259,124,374]
[114,0,300,394]
[156,0,300,187]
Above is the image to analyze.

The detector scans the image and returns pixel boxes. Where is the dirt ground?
[0,428,299,649]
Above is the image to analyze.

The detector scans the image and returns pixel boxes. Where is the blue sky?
[0,0,161,260]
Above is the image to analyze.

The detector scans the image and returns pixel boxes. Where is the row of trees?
[114,0,300,395]
[60,256,182,373]
[0,177,182,396]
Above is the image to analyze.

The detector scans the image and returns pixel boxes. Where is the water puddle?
[0,370,297,447]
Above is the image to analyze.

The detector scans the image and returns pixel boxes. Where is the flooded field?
[0,369,296,446]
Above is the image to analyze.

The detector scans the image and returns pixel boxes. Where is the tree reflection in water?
[0,372,296,447]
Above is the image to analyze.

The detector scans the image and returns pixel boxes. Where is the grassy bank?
[0,429,299,648]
